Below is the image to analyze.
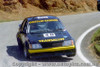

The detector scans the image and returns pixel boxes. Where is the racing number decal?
[43,33,56,37]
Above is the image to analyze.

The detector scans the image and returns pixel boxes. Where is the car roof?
[26,15,59,22]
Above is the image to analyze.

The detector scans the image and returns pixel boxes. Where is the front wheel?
[67,49,76,57]
[17,38,23,50]
[67,53,76,57]
[24,47,31,59]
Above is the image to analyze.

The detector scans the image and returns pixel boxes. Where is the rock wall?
[0,0,97,21]
[0,0,97,13]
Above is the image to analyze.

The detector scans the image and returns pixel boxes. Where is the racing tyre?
[24,47,30,59]
[67,54,76,57]
[67,49,76,57]
[17,38,23,50]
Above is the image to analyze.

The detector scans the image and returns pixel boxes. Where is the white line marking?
[76,24,100,67]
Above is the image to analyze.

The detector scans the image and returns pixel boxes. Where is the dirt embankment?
[0,0,97,21]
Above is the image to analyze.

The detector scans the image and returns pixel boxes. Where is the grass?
[91,28,100,55]
[0,20,12,23]
[94,43,100,54]
[0,19,19,23]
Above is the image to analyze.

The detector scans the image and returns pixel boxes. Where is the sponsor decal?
[39,38,64,42]
[29,19,58,24]
[37,16,48,19]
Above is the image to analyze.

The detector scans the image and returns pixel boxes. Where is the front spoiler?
[28,45,75,54]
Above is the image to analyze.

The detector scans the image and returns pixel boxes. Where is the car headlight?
[63,40,74,46]
[30,44,42,49]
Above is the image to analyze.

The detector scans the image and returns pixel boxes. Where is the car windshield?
[27,20,64,33]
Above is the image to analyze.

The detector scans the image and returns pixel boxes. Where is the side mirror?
[19,24,21,28]
[20,31,26,34]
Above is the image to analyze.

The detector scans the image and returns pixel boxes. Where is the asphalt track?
[0,12,100,67]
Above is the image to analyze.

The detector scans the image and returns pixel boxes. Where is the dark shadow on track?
[6,45,73,62]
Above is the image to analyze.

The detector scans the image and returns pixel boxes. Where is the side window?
[20,19,27,32]
[20,20,26,30]
[23,21,27,32]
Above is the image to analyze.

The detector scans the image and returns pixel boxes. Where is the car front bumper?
[28,45,75,54]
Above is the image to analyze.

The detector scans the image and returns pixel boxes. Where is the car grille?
[41,41,63,48]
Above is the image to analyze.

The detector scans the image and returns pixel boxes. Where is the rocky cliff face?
[0,0,97,21]
[0,0,97,12]
[28,0,97,12]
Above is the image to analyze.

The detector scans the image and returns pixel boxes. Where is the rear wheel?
[24,47,30,59]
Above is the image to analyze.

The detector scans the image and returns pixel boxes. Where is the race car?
[16,15,76,59]
[98,0,100,10]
